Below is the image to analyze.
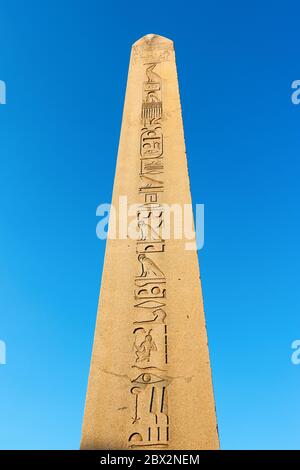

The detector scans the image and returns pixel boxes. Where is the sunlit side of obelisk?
[81,34,219,450]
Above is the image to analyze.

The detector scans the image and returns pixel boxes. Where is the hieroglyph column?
[81,34,219,450]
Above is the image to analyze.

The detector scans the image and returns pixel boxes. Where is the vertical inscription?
[128,61,169,448]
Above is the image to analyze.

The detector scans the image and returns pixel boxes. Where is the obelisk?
[81,34,219,450]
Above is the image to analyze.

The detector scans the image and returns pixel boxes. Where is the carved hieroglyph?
[80,34,219,450]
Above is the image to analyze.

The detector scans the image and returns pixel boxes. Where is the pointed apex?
[131,34,173,64]
[133,34,173,47]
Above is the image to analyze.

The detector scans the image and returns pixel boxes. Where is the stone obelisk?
[81,34,219,450]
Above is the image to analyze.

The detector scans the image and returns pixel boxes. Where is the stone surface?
[80,34,219,450]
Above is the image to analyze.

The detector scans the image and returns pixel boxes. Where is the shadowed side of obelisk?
[81,34,219,450]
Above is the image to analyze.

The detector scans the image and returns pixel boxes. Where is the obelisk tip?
[133,33,173,47]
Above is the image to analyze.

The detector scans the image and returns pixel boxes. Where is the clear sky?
[0,0,299,450]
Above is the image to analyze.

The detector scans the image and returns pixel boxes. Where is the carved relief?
[128,59,169,448]
[141,64,162,122]
[136,241,165,254]
[140,174,164,187]
[141,158,164,175]
[132,45,171,65]
[139,175,164,197]
[138,254,165,278]
[131,387,142,424]
[133,328,157,363]
[134,299,166,309]
[137,221,162,242]
[134,279,166,300]
[128,384,169,448]
[140,126,163,158]
[133,308,167,325]
[132,371,165,385]
[131,364,168,384]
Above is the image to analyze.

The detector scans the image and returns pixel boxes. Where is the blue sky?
[0,0,300,449]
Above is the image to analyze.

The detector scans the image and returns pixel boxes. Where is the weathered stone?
[81,34,219,450]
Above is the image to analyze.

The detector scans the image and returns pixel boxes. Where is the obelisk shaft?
[81,34,219,450]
